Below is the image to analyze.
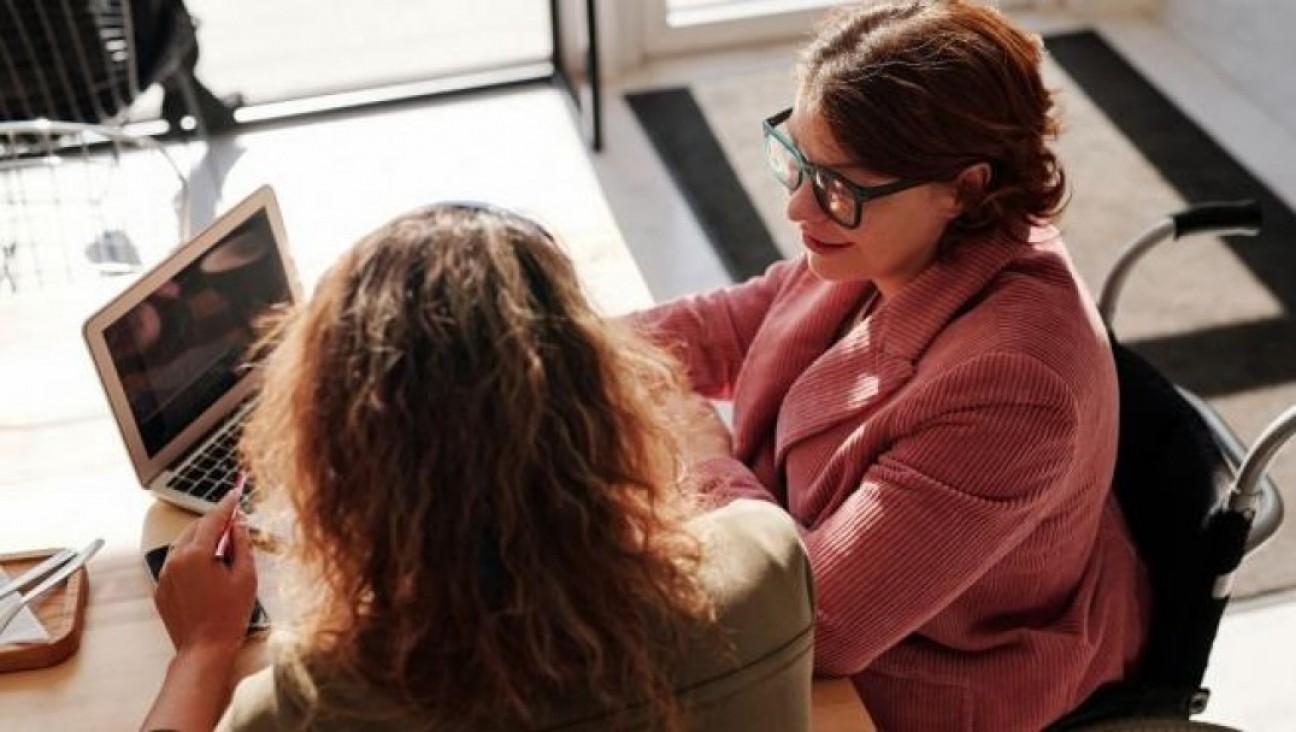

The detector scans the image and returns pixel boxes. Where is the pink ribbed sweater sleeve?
[626,261,794,399]
[626,262,798,507]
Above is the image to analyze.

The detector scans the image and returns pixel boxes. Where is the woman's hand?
[141,489,258,731]
[155,488,258,657]
[669,391,733,461]
[667,392,783,506]
[156,487,257,652]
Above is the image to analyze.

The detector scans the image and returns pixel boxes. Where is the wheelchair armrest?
[1177,390,1286,556]
[1232,404,1296,547]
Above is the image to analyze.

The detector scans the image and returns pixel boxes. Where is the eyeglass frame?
[762,107,931,229]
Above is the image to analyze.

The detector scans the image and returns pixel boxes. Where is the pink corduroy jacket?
[631,227,1151,731]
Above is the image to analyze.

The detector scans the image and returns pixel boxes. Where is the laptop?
[83,186,302,514]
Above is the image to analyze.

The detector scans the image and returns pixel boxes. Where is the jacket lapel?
[774,295,911,454]
[773,230,1042,461]
[731,276,867,463]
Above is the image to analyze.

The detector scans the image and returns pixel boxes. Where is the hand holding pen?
[153,483,257,654]
[143,484,259,731]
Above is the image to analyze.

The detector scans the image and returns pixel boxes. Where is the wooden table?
[811,678,875,732]
[0,265,872,732]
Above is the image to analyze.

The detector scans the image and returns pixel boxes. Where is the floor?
[3,4,1294,731]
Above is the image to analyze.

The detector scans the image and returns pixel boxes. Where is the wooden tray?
[0,548,90,673]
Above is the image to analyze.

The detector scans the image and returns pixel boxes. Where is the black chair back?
[0,0,197,125]
[1,1,135,122]
[1051,338,1249,728]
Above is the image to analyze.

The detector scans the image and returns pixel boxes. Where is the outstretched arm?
[628,259,795,399]
[141,490,258,732]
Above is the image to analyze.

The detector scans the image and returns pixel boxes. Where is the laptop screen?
[101,209,291,457]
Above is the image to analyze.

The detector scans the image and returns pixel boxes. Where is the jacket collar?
[773,227,1048,457]
[872,227,1045,363]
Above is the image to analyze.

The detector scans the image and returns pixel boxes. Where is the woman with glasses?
[631,1,1150,729]
[139,204,816,731]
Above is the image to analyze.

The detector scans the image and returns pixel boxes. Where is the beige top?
[215,500,816,731]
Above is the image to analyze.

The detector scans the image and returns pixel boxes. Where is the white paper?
[0,567,52,645]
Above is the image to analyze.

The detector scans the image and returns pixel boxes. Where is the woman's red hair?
[799,0,1067,243]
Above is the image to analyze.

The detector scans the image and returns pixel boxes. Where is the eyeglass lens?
[765,130,858,227]
[765,131,801,189]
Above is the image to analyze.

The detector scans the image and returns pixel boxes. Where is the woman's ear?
[951,162,992,218]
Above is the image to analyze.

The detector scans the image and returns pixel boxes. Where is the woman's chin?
[805,250,863,282]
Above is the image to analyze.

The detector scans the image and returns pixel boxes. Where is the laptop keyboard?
[165,411,252,505]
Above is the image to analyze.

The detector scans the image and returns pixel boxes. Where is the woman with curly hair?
[630,1,1150,729]
[140,203,815,731]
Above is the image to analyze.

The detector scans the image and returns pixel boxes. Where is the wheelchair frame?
[1054,201,1293,729]
[1097,201,1287,571]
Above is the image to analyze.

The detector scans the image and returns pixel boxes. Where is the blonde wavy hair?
[242,204,713,729]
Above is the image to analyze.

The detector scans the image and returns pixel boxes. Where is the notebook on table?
[83,186,302,514]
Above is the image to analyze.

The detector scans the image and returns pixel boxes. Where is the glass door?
[183,0,553,107]
[640,0,842,58]
[638,0,1042,59]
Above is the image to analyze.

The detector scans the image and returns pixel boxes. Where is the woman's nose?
[785,178,824,225]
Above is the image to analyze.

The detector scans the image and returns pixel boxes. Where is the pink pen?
[213,472,246,561]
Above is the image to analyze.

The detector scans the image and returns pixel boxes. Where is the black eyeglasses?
[762,108,929,229]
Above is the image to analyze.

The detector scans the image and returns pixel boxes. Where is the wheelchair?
[1052,201,1293,731]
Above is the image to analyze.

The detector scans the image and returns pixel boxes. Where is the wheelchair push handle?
[1170,200,1263,239]
[1098,200,1263,324]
